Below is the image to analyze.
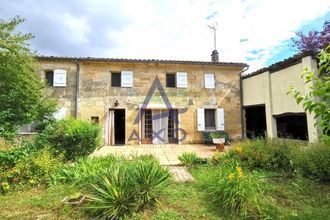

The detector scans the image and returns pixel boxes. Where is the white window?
[204,73,215,89]
[197,108,225,131]
[53,69,67,87]
[121,71,133,87]
[176,72,188,88]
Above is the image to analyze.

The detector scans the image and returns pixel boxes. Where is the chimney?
[211,50,219,62]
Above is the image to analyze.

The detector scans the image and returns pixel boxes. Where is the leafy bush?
[198,159,264,218]
[0,148,63,193]
[229,139,300,172]
[15,148,63,185]
[178,152,206,166]
[293,143,330,182]
[35,118,101,161]
[86,156,171,219]
[0,141,37,170]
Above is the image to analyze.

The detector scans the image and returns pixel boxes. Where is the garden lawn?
[1,169,329,220]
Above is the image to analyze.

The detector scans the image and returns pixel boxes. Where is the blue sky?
[0,0,329,73]
[265,11,330,66]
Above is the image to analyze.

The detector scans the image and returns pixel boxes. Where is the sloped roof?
[36,55,248,68]
[241,51,316,79]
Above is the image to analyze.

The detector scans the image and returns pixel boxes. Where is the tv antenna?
[208,22,218,50]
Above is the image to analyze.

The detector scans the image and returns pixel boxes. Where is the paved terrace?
[92,144,221,166]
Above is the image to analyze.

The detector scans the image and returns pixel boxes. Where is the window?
[19,122,39,134]
[111,72,121,87]
[44,69,67,87]
[111,71,133,87]
[91,116,99,124]
[205,109,216,130]
[204,73,215,89]
[166,72,188,88]
[45,71,54,86]
[197,108,224,131]
[166,73,176,87]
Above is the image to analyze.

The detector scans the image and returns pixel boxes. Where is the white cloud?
[62,13,91,44]
[101,0,330,72]
[2,0,329,72]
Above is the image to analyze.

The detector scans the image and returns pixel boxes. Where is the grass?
[1,168,329,219]
[0,184,88,219]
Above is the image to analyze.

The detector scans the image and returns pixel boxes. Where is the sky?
[1,0,329,73]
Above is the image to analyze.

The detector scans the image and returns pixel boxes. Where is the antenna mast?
[208,22,218,50]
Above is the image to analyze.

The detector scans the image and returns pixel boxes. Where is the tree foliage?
[291,20,330,53]
[0,17,57,140]
[288,46,330,144]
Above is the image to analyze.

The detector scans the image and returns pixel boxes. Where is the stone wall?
[38,59,244,145]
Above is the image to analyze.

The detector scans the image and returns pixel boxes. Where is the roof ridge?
[36,55,248,67]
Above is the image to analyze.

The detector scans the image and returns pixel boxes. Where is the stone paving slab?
[168,166,194,182]
[92,144,219,165]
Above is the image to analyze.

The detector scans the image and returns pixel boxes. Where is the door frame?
[107,108,126,146]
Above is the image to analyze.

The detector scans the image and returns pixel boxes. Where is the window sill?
[19,132,39,135]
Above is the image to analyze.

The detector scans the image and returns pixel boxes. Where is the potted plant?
[210,132,227,152]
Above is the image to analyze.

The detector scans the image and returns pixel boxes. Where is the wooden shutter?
[121,71,133,87]
[197,108,205,131]
[176,72,187,88]
[216,108,225,131]
[53,69,67,87]
[204,73,215,89]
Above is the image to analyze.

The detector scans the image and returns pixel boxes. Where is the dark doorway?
[245,105,267,138]
[276,114,308,140]
[114,109,125,145]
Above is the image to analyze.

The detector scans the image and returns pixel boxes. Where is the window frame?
[111,72,121,87]
[204,109,216,131]
[166,73,176,88]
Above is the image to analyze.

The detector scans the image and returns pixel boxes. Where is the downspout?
[75,60,80,118]
[239,66,249,139]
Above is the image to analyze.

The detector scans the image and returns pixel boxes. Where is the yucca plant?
[87,166,137,219]
[132,160,172,209]
[178,152,205,166]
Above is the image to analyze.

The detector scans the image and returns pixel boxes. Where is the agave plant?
[87,166,137,219]
[132,160,172,209]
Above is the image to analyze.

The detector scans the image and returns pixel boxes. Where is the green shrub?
[35,118,101,161]
[230,139,300,172]
[87,156,172,219]
[293,143,330,182]
[198,159,263,218]
[15,148,63,185]
[0,141,38,170]
[0,148,63,193]
[178,152,206,166]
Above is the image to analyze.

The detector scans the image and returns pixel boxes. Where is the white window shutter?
[204,73,215,89]
[216,108,225,131]
[121,71,133,87]
[53,69,67,87]
[197,108,205,131]
[176,72,187,88]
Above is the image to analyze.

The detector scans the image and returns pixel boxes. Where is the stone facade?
[37,57,246,145]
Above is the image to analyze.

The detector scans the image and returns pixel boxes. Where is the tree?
[0,17,57,140]
[288,46,330,144]
[291,20,330,53]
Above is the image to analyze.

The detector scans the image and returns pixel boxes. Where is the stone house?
[241,52,320,142]
[35,53,248,145]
